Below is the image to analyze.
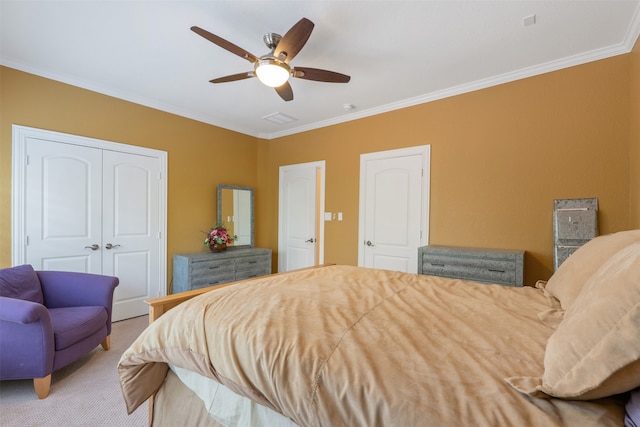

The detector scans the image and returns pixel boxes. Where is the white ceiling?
[2,1,639,140]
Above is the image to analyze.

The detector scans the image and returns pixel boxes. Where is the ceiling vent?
[262,112,298,125]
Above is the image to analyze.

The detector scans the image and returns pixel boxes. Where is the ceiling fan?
[191,17,351,102]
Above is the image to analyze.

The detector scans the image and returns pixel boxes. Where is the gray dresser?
[418,245,524,287]
[172,248,272,294]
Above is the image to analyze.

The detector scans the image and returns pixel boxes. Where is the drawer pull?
[430,263,445,267]
[488,269,506,273]
[248,261,257,264]
[208,266,220,270]
[208,281,221,285]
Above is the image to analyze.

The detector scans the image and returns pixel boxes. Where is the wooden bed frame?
[142,264,333,425]
[145,264,333,323]
[146,281,235,323]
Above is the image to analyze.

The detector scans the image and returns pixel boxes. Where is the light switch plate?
[324,212,332,221]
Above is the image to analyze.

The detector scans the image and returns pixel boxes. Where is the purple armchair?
[0,264,119,398]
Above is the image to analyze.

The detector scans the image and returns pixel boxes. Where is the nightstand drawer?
[418,245,524,287]
[422,255,514,271]
[421,261,515,285]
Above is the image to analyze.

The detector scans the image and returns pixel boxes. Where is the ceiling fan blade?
[293,67,351,83]
[275,82,294,101]
[274,18,314,63]
[191,26,259,63]
[210,72,254,84]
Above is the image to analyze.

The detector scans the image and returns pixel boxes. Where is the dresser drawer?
[235,266,271,281]
[191,273,236,289]
[235,253,270,281]
[190,258,235,277]
[235,254,271,270]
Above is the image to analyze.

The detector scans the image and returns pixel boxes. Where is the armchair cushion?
[49,306,108,350]
[0,264,43,304]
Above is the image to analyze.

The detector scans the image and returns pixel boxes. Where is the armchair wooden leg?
[101,335,111,351]
[34,374,51,399]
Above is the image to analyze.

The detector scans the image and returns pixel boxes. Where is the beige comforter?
[118,265,625,426]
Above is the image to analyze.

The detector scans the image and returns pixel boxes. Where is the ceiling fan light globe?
[255,59,290,87]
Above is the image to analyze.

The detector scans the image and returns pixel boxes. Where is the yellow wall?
[0,67,259,289]
[630,37,640,229]
[263,55,632,284]
[1,47,636,288]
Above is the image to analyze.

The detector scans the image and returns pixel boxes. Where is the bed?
[118,230,640,427]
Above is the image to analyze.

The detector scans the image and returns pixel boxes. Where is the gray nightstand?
[418,245,524,287]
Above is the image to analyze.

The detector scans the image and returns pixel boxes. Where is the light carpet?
[0,315,149,427]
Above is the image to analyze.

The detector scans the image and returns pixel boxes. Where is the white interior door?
[278,161,325,272]
[358,146,430,273]
[24,138,103,273]
[103,151,161,321]
[13,125,167,321]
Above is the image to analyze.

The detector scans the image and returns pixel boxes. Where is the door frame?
[277,160,326,272]
[11,124,168,297]
[357,145,431,268]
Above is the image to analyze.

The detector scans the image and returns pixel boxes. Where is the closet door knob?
[105,243,121,249]
[365,240,375,247]
[305,238,316,243]
[84,244,100,250]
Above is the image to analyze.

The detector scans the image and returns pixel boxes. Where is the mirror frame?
[217,184,254,248]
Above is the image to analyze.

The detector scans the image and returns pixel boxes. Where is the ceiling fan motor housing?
[263,33,282,50]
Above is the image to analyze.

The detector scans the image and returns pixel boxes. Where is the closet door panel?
[25,138,102,273]
[103,151,161,321]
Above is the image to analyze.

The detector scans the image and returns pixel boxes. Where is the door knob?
[365,240,375,247]
[305,238,316,243]
[84,244,100,250]
[105,243,121,249]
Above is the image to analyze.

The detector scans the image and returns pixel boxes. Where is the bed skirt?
[153,369,226,427]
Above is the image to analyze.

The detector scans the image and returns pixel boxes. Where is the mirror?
[217,184,254,248]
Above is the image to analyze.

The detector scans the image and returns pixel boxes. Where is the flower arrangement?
[203,224,235,247]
